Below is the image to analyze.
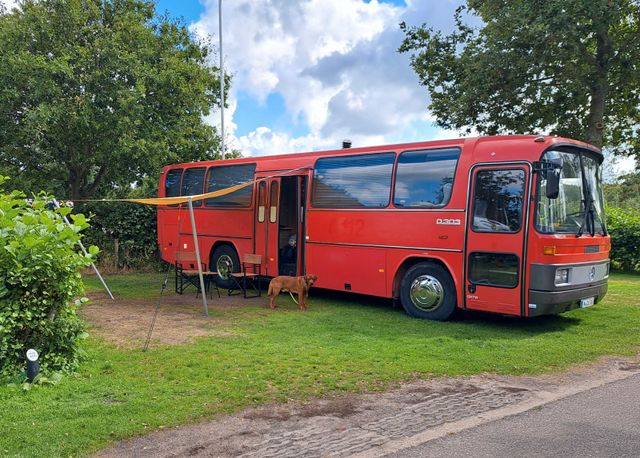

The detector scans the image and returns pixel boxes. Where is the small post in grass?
[26,349,39,383]
[187,196,209,317]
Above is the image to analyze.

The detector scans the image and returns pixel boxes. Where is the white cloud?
[193,0,454,156]
[0,0,18,12]
[236,126,387,157]
[236,127,318,156]
[615,156,637,175]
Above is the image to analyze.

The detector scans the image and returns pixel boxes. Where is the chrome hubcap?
[410,275,444,312]
[216,255,233,280]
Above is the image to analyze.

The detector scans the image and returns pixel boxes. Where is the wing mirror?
[545,158,562,199]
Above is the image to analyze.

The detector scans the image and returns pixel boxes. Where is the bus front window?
[536,150,606,235]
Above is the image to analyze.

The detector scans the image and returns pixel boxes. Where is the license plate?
[580,297,595,308]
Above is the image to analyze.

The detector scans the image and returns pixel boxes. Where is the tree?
[399,0,640,156]
[0,0,227,200]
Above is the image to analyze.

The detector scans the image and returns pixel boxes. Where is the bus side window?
[258,181,266,222]
[165,169,183,207]
[393,148,460,208]
[205,164,256,207]
[311,153,395,208]
[181,167,206,207]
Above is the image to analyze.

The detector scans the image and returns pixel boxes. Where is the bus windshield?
[535,149,606,235]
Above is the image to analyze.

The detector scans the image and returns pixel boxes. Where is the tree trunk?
[69,169,83,201]
[585,23,611,149]
[114,238,119,271]
[585,76,608,149]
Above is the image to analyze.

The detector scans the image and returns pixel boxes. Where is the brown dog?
[267,274,318,310]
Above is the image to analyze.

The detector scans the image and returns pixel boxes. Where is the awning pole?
[53,199,115,300]
[187,197,209,316]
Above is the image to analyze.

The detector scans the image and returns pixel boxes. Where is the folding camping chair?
[174,251,221,299]
[229,253,262,298]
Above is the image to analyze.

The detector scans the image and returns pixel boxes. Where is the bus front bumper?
[527,280,608,317]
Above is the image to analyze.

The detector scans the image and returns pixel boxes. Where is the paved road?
[386,373,640,458]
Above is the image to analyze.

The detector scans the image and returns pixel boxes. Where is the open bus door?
[254,174,308,277]
[464,164,531,315]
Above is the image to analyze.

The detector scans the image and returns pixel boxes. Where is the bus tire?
[400,262,456,321]
[211,244,240,290]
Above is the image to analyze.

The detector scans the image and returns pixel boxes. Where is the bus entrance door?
[278,175,307,277]
[464,164,530,315]
[255,177,281,276]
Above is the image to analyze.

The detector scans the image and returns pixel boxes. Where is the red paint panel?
[306,211,464,250]
[306,244,387,296]
[159,207,254,265]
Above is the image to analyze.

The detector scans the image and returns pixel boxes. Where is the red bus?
[157,135,610,320]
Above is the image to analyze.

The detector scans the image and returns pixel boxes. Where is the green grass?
[2,272,640,457]
[84,272,169,299]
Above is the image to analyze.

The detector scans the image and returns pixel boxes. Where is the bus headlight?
[554,268,571,285]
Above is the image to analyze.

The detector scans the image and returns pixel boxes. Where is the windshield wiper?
[575,155,607,237]
[576,196,595,237]
[578,200,608,237]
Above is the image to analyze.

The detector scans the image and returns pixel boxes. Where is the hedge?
[77,202,160,272]
[0,179,95,378]
[607,207,640,272]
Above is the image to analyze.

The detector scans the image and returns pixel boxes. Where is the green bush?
[607,207,640,272]
[78,202,159,271]
[0,178,96,378]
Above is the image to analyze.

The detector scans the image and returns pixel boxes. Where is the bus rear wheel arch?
[210,244,240,289]
[400,262,456,321]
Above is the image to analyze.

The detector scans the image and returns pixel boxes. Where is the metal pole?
[53,199,114,300]
[219,0,225,160]
[187,197,209,316]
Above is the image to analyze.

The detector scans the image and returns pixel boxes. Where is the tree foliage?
[0,0,226,200]
[0,177,95,378]
[400,0,640,154]
[604,171,640,210]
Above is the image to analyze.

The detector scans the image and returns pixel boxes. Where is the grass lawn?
[1,272,640,456]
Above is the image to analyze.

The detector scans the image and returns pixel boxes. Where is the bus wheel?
[400,262,456,321]
[211,245,240,290]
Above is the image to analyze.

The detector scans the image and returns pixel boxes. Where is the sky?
[0,0,635,175]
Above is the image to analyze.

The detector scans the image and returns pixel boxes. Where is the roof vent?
[342,139,352,149]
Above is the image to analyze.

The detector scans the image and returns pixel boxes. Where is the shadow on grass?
[85,274,585,343]
[308,286,582,338]
[456,309,582,333]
